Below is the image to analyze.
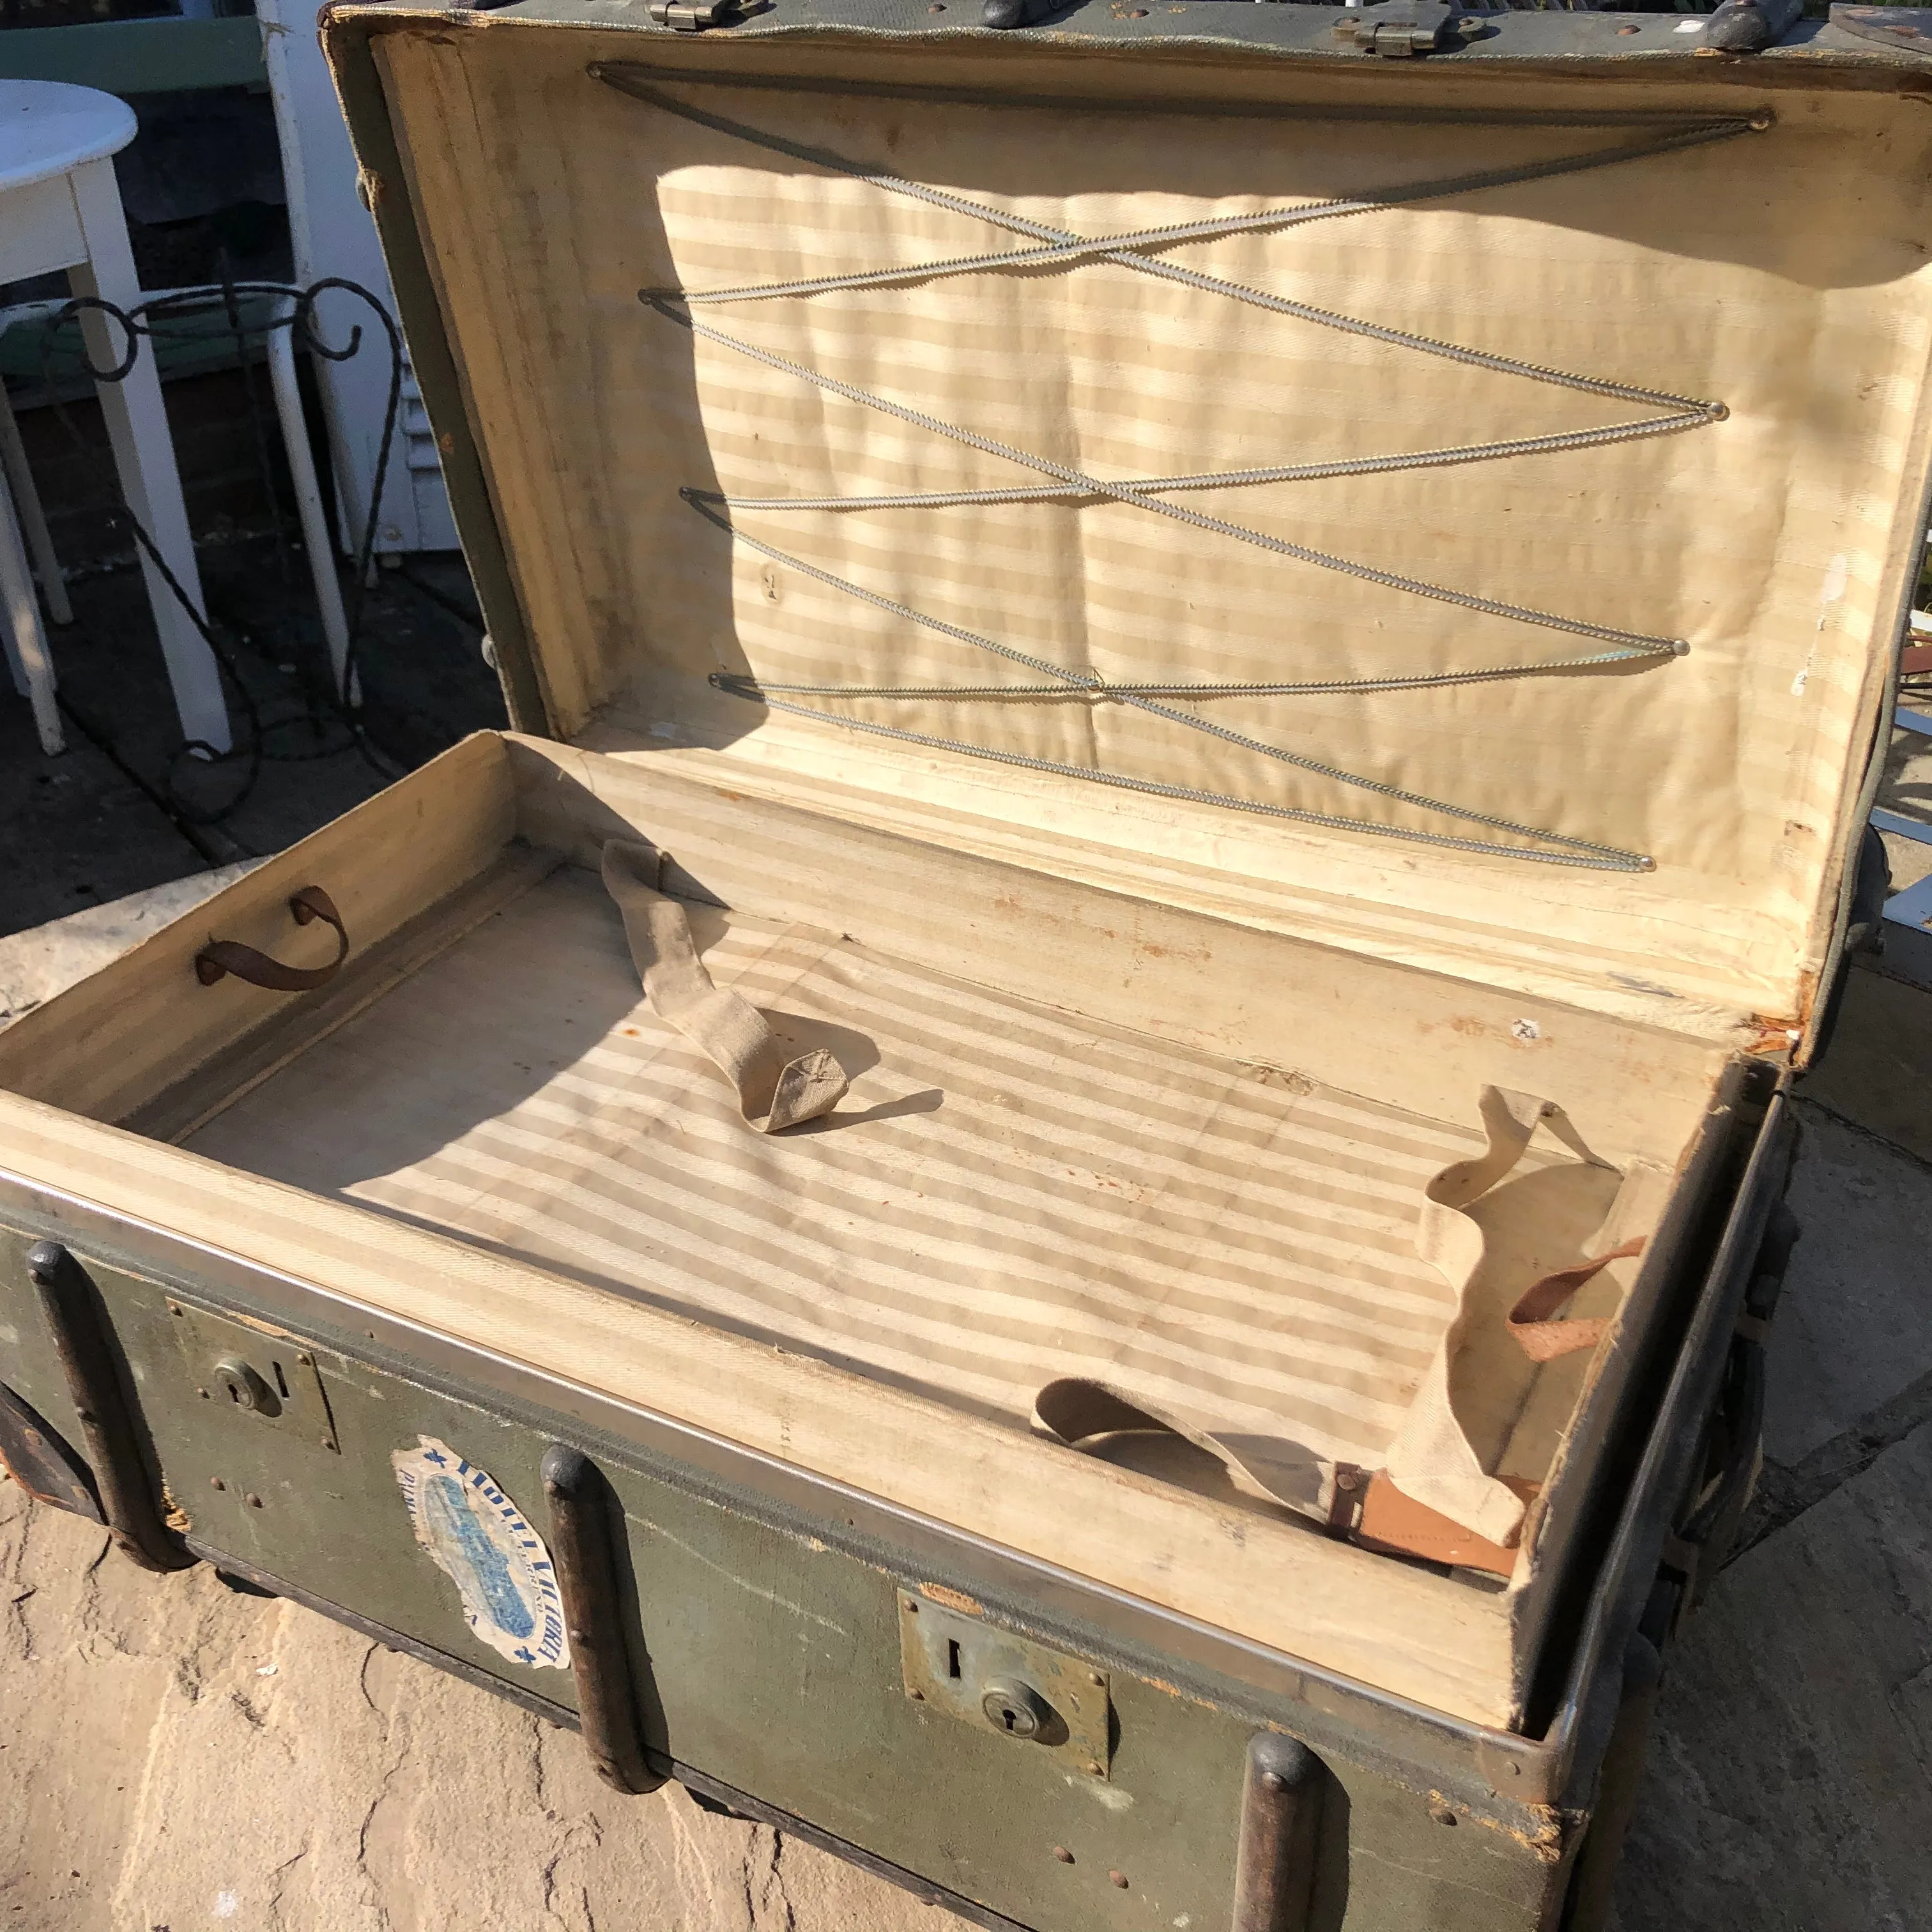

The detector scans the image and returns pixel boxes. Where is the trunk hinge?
[1333,0,1456,56]
[647,0,767,28]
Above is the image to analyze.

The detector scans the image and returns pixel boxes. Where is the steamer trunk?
[0,1,1919,1923]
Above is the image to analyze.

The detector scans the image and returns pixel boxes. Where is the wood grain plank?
[0,734,516,1124]
[509,735,1727,1163]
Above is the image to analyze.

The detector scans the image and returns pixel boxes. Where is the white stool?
[0,79,229,758]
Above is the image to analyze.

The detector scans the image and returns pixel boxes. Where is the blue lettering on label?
[393,1438,570,1671]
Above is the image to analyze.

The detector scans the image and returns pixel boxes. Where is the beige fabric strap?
[1383,1086,1613,1548]
[1031,1378,1331,1519]
[601,839,848,1133]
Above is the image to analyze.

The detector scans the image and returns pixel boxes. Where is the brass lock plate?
[898,1588,1111,1779]
[166,1300,339,1453]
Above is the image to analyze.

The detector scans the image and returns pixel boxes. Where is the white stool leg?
[0,380,70,625]
[267,299,357,706]
[66,155,231,754]
[0,601,28,697]
[0,458,63,755]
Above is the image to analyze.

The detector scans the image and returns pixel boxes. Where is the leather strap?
[1354,1471,1540,1579]
[1508,1237,1647,1362]
[195,887,348,992]
[602,839,848,1133]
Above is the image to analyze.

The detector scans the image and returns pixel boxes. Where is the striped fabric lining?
[187,866,1572,1492]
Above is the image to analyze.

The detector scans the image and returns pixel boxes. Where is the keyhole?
[1001,1706,1018,1731]
[226,1380,242,1404]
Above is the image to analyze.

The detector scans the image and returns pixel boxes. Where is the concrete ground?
[1,709,1930,1929]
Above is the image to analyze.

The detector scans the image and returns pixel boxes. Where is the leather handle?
[195,886,348,992]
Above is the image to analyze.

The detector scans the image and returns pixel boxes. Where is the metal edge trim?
[1507,1057,1751,1743]
[1542,1081,1793,1809]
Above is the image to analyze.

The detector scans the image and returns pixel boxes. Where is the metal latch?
[167,1299,339,1453]
[1333,0,1454,56]
[647,0,767,29]
[898,1588,1112,1779]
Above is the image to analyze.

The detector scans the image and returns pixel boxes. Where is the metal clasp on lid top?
[645,0,767,28]
[1333,0,1455,56]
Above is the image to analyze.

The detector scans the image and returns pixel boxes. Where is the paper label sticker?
[392,1437,570,1671]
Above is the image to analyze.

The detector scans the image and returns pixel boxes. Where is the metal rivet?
[1428,1799,1458,1827]
[169,1305,185,1317]
[210,1478,226,1492]
[245,1493,264,1510]
[1087,1671,1104,1687]
[1108,1871,1129,1889]
[365,1329,377,1340]
[1052,1846,1074,1864]
[905,1600,919,1614]
[1086,1759,1103,1776]
[296,1354,312,1367]
[195,1388,210,1400]
[908,1689,925,1701]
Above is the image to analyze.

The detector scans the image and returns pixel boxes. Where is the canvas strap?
[1381,1087,1617,1547]
[1031,1379,1333,1518]
[1036,1085,1642,1565]
[601,840,848,1133]
[1027,1385,1533,1578]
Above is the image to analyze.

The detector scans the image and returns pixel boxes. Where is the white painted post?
[66,153,231,753]
[0,456,63,754]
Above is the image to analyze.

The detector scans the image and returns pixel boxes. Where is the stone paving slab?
[0,1485,928,1932]
[1760,1102,1932,1466]
[0,858,261,1026]
[1801,967,1932,1170]
[1613,1414,1932,1932]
